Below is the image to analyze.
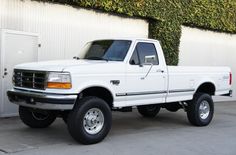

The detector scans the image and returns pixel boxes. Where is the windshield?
[79,40,132,61]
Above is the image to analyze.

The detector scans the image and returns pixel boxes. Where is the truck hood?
[14,59,109,72]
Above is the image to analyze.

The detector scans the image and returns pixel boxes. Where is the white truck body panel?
[167,66,231,103]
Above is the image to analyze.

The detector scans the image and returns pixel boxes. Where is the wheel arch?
[195,82,216,96]
[78,86,114,108]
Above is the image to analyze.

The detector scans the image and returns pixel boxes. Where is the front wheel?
[67,96,112,145]
[137,104,161,118]
[19,106,57,128]
[187,93,214,126]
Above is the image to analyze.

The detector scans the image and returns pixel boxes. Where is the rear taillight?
[230,72,232,85]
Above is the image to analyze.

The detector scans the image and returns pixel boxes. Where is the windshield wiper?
[86,57,109,62]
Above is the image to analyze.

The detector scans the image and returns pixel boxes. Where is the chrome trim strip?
[127,91,167,96]
[116,91,167,97]
[116,93,127,96]
[116,89,195,97]
[168,89,195,93]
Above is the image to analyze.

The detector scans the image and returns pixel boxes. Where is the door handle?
[156,69,164,73]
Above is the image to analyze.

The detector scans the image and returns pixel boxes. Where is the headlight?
[47,72,72,89]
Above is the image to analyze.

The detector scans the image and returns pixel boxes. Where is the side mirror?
[144,55,156,64]
[140,55,156,67]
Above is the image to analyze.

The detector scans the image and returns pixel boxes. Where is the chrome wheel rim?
[83,108,104,135]
[199,100,210,120]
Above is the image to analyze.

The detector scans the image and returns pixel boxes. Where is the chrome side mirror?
[140,55,156,67]
[144,55,156,64]
[140,55,156,79]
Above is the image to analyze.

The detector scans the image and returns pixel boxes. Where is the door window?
[129,49,140,65]
[130,42,159,65]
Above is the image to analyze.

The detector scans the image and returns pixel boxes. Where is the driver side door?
[124,41,167,106]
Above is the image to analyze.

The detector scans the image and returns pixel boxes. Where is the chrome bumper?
[7,89,77,110]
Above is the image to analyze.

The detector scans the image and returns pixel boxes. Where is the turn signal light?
[47,82,72,89]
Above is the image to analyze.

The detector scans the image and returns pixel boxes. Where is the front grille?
[13,69,47,90]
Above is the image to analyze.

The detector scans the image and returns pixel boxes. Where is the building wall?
[179,26,236,101]
[0,0,148,61]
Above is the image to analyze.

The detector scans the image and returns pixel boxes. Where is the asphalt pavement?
[0,101,236,155]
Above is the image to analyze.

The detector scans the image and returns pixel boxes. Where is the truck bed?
[166,66,231,102]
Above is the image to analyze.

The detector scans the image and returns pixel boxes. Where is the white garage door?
[179,26,236,101]
[0,30,38,117]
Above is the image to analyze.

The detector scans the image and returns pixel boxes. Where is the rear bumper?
[221,90,233,97]
[7,89,77,110]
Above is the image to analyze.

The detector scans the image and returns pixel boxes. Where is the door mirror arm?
[140,63,153,80]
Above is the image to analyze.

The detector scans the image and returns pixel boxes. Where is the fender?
[75,80,116,99]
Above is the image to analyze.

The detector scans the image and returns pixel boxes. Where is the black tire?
[137,104,161,118]
[67,96,112,145]
[187,93,214,126]
[19,106,57,128]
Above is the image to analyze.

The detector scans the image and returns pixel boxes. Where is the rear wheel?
[187,93,214,126]
[67,96,112,144]
[137,104,160,118]
[19,106,57,128]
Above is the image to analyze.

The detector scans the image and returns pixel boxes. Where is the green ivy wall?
[34,0,236,65]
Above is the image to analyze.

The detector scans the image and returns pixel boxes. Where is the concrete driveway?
[0,101,236,155]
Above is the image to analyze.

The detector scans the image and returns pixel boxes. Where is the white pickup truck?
[7,38,232,144]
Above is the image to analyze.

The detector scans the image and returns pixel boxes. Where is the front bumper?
[7,89,77,110]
